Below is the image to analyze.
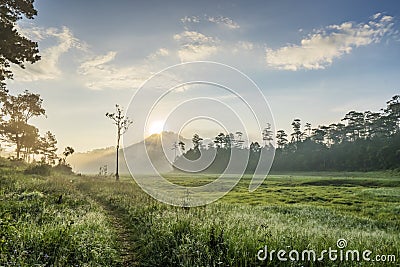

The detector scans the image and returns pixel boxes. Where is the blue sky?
[7,0,400,152]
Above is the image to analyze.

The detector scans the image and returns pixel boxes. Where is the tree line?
[0,0,75,169]
[273,95,399,171]
[0,88,74,166]
[173,95,400,173]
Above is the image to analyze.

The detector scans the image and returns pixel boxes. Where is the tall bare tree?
[106,104,132,180]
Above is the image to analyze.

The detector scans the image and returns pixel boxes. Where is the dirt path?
[76,185,138,266]
[100,201,138,267]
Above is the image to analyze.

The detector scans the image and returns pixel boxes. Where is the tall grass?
[77,175,400,266]
[0,166,120,266]
[2,163,399,266]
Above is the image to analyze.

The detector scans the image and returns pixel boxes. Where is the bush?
[24,164,52,176]
[0,157,13,167]
[53,164,74,175]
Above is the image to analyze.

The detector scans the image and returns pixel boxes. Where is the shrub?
[53,164,74,175]
[0,157,13,167]
[24,164,52,176]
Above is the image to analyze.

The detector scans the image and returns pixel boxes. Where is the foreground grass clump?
[0,166,120,266]
[77,174,400,266]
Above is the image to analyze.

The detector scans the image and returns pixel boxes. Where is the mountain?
[68,132,190,175]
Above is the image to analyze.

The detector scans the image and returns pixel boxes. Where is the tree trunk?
[116,144,119,181]
[115,128,120,181]
[16,134,20,159]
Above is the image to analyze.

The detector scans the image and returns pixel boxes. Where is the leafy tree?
[276,130,288,149]
[214,133,225,148]
[311,126,327,144]
[1,90,45,122]
[383,95,400,133]
[20,123,39,161]
[227,133,235,149]
[290,119,303,143]
[249,142,261,153]
[38,131,57,165]
[224,133,233,149]
[178,141,185,151]
[262,123,274,147]
[61,146,74,165]
[191,134,203,150]
[0,0,41,88]
[106,104,133,180]
[364,111,381,138]
[235,131,244,148]
[341,111,365,141]
[0,90,45,158]
[327,123,346,144]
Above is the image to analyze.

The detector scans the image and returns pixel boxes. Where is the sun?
[148,120,165,135]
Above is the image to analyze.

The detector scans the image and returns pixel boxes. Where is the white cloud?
[78,51,117,74]
[12,25,86,81]
[180,15,240,30]
[174,31,219,62]
[181,16,200,24]
[77,51,154,90]
[265,13,395,71]
[173,30,216,43]
[372,13,382,20]
[77,47,178,90]
[235,41,254,51]
[207,16,240,29]
[146,48,169,60]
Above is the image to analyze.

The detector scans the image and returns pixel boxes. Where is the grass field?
[1,162,399,266]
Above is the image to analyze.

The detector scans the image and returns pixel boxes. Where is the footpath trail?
[98,198,138,267]
[75,181,138,267]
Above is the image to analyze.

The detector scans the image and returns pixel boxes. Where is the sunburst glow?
[148,120,165,135]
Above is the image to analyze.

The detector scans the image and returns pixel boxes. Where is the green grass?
[0,166,120,266]
[1,163,399,266]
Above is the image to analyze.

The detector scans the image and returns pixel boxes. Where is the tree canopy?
[0,89,59,164]
[0,0,40,88]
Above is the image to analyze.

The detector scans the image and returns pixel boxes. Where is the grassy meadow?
[1,161,399,266]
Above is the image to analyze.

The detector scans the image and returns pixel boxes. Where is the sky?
[6,0,400,152]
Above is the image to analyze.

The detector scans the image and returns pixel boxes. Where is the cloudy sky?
[7,0,400,152]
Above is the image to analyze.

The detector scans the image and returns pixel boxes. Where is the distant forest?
[173,95,400,172]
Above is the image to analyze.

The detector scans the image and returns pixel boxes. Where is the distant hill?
[68,132,190,174]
